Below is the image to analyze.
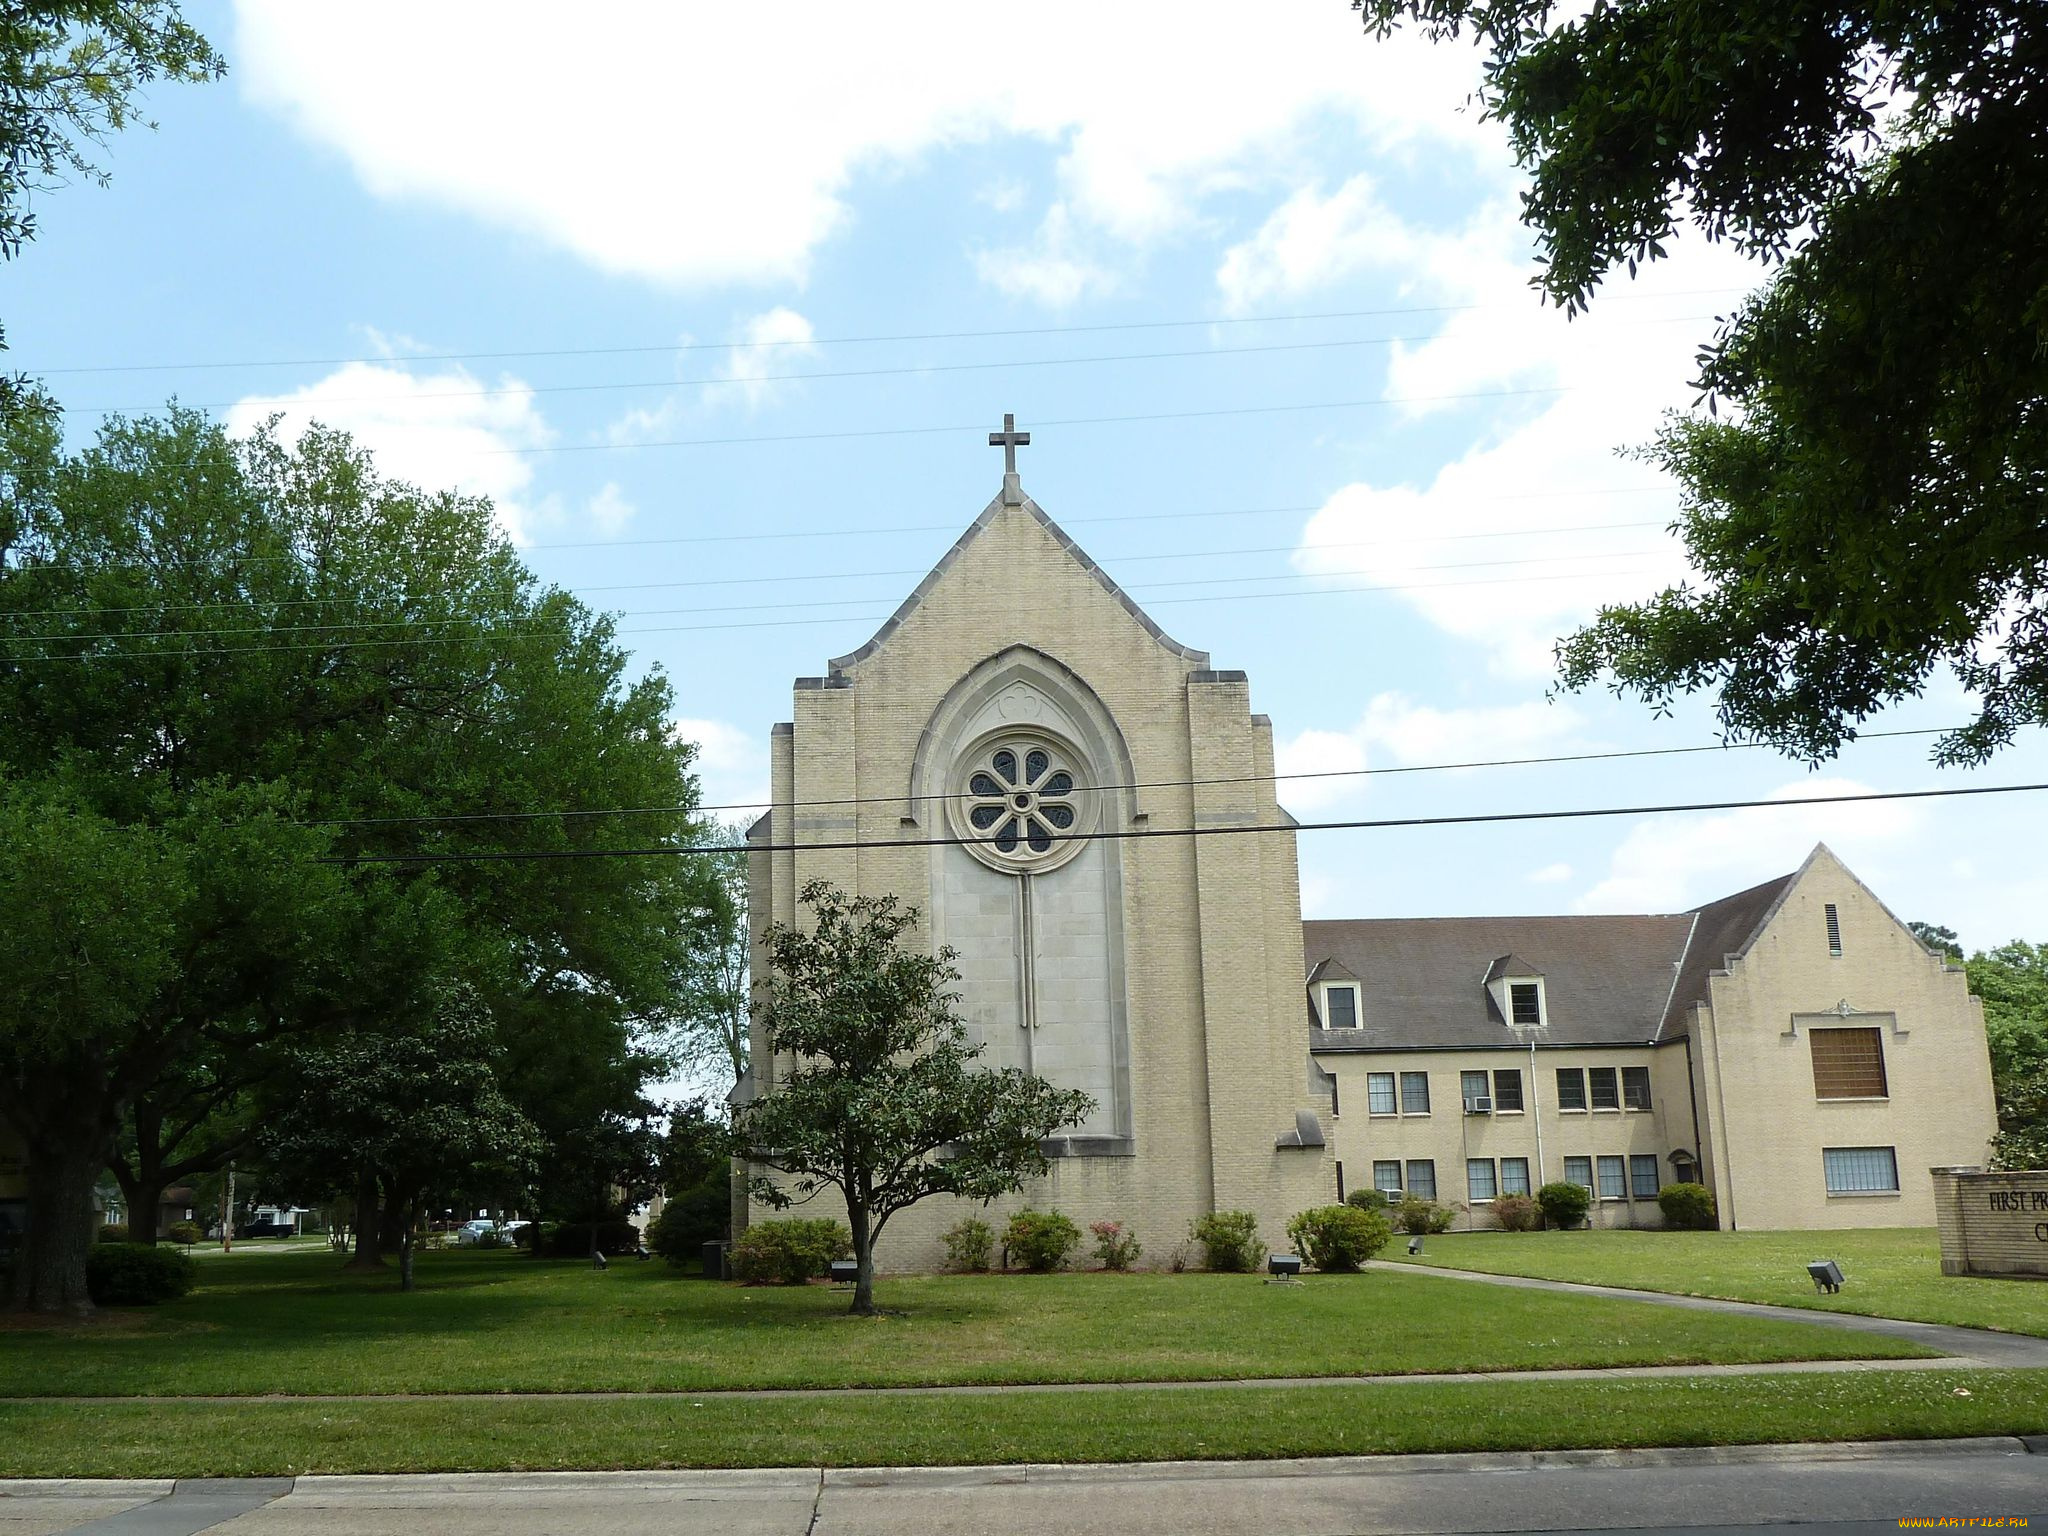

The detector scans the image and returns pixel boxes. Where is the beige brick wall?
[1930,1167,2048,1277]
[1320,1046,1681,1230]
[746,494,1330,1271]
[1693,847,1997,1230]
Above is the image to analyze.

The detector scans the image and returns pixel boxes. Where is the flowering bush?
[1003,1209,1081,1271]
[1491,1193,1542,1232]
[1089,1219,1141,1271]
[942,1216,994,1272]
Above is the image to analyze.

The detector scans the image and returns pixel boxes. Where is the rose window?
[960,740,1084,865]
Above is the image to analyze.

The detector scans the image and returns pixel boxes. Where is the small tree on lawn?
[734,881,1092,1316]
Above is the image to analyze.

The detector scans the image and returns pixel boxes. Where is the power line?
[133,315,1713,421]
[33,289,1747,378]
[310,727,1962,828]
[0,564,1666,659]
[2,548,1665,644]
[320,780,2048,864]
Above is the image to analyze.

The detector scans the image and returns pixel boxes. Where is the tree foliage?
[1968,941,2048,1170]
[733,881,1092,1314]
[0,409,711,1310]
[1356,0,2048,763]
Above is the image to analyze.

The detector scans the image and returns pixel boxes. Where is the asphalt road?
[8,1439,2044,1536]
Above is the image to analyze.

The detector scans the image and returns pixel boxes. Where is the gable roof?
[1306,914,1697,1051]
[1656,870,1797,1035]
[826,488,1207,676]
[1483,954,1544,984]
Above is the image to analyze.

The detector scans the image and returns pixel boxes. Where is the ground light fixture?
[1267,1253,1302,1282]
[1806,1259,1844,1293]
[829,1259,859,1288]
[1407,1236,1423,1256]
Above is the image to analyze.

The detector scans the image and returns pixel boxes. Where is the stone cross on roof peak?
[989,412,1030,505]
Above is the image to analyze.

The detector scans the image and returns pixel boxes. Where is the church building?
[739,441,1998,1267]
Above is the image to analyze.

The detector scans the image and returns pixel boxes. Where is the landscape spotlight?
[829,1259,859,1288]
[1268,1253,1303,1281]
[1806,1259,1844,1294]
[1407,1236,1423,1256]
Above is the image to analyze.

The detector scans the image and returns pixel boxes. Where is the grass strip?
[1387,1229,2048,1338]
[2,1369,2041,1477]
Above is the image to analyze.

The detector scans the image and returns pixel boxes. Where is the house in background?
[1308,845,1997,1231]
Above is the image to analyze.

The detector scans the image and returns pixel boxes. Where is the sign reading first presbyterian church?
[1932,1168,2048,1277]
[738,417,1334,1273]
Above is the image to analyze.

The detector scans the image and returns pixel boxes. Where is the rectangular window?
[1367,1073,1397,1115]
[1324,984,1359,1029]
[1824,1145,1900,1194]
[1493,1069,1524,1112]
[1461,1070,1489,1109]
[1405,1160,1437,1201]
[1556,1068,1587,1112]
[1826,902,1843,956]
[1373,1160,1404,1197]
[1811,1027,1888,1099]
[1597,1155,1627,1199]
[1330,1076,1340,1119]
[1629,1154,1660,1199]
[1468,1158,1497,1202]
[1564,1155,1593,1191]
[1400,1071,1431,1115]
[1589,1066,1620,1111]
[1621,1066,1653,1112]
[1501,1156,1531,1196]
[1335,1160,1345,1202]
[1510,981,1542,1026]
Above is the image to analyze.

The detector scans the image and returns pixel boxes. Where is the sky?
[12,1,2046,955]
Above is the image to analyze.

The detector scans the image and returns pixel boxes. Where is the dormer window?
[1320,983,1360,1030]
[1509,981,1543,1027]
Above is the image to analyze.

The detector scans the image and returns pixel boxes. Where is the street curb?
[2,1437,2034,1497]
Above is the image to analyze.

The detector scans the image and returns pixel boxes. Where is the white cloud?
[973,203,1117,308]
[224,362,558,544]
[1575,779,1923,914]
[1276,691,1586,814]
[586,482,635,536]
[1527,862,1574,885]
[231,3,1492,293]
[1289,230,1771,675]
[673,717,770,825]
[703,308,818,412]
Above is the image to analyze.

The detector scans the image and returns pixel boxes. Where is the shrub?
[1392,1196,1457,1235]
[942,1216,994,1273]
[475,1229,507,1250]
[1343,1187,1388,1212]
[1286,1204,1392,1272]
[96,1224,128,1244]
[538,1219,644,1259]
[85,1243,196,1306]
[1089,1219,1141,1271]
[165,1221,203,1247]
[1658,1182,1717,1230]
[1536,1181,1592,1230]
[1003,1209,1081,1272]
[730,1218,851,1285]
[647,1178,731,1266]
[1491,1193,1542,1232]
[1192,1209,1265,1272]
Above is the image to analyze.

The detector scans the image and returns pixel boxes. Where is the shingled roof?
[1304,867,1798,1052]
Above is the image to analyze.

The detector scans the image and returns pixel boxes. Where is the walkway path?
[1383,1262,2048,1369]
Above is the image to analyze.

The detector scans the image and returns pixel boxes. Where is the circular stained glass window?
[952,735,1093,872]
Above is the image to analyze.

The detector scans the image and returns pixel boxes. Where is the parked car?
[454,1220,497,1247]
[236,1219,293,1239]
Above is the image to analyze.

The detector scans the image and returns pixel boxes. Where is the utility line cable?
[319,781,2048,864]
[33,289,1749,377]
[134,315,1713,419]
[309,727,1962,828]
[2,549,1663,643]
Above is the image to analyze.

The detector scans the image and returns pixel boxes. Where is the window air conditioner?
[1465,1096,1493,1114]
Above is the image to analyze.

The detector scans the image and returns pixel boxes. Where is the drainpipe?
[1529,1034,1546,1186]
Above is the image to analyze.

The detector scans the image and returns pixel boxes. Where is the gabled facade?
[1308,846,1996,1230]
[740,474,1331,1271]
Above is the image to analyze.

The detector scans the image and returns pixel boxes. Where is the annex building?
[740,444,1998,1268]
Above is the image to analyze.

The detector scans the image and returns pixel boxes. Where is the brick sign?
[1931,1167,2048,1277]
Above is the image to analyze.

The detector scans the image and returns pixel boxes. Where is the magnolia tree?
[733,881,1092,1316]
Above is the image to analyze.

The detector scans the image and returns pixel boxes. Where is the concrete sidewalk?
[1383,1262,2048,1368]
[8,1439,2044,1536]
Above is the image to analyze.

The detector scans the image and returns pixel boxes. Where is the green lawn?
[0,1369,2040,1477]
[1386,1227,2048,1335]
[0,1248,1929,1397]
